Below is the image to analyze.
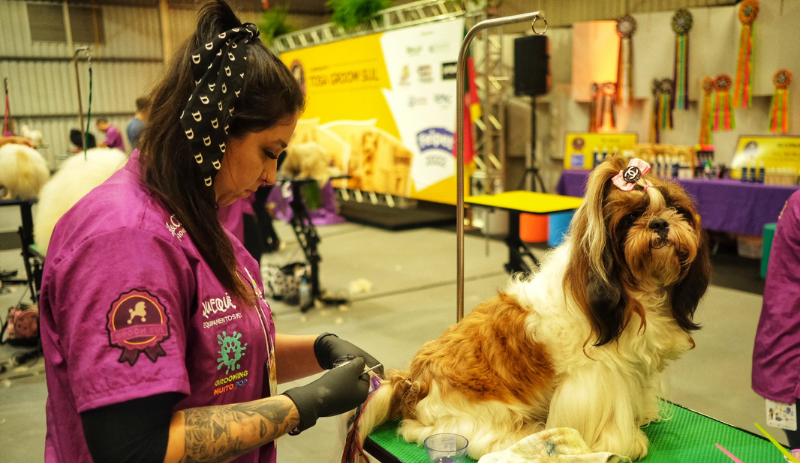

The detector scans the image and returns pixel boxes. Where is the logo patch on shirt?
[106,289,171,366]
[217,330,247,374]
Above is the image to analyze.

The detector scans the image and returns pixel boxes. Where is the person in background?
[753,189,800,450]
[126,96,150,150]
[68,128,97,154]
[96,119,125,151]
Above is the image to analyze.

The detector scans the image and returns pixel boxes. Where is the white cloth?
[477,428,632,463]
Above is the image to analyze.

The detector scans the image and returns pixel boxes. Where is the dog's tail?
[345,369,417,463]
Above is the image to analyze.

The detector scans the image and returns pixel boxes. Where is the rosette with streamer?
[734,0,759,108]
[589,82,600,133]
[699,77,714,144]
[616,15,636,107]
[658,79,674,133]
[672,9,692,110]
[770,70,791,134]
[712,74,735,131]
[650,79,660,143]
[600,82,617,131]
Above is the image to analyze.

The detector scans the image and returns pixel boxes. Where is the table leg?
[504,211,540,275]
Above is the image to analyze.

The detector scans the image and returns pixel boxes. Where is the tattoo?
[179,398,299,463]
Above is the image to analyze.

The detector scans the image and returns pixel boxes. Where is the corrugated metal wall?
[501,0,738,31]
[1,1,166,167]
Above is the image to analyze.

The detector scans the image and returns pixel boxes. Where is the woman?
[39,2,381,462]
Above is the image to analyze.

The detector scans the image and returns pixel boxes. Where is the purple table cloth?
[556,170,799,236]
[267,180,346,226]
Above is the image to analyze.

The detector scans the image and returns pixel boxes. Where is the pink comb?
[715,443,745,463]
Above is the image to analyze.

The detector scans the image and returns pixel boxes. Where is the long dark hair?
[139,0,304,303]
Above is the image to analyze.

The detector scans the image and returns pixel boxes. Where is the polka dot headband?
[179,23,259,187]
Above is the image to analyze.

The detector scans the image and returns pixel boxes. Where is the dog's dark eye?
[674,207,693,221]
[621,214,637,227]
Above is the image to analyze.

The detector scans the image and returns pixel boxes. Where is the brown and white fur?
[353,156,711,461]
[0,143,50,200]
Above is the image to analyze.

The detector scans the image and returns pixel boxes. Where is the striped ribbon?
[713,91,736,131]
[659,93,673,131]
[700,91,712,144]
[674,34,690,110]
[617,37,633,107]
[734,24,754,108]
[770,88,790,134]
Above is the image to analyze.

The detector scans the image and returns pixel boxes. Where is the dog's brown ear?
[671,231,710,332]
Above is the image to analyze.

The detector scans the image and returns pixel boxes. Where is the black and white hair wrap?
[180,23,259,187]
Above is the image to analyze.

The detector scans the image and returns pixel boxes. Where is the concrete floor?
[0,214,786,462]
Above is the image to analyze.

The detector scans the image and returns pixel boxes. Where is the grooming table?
[466,191,583,274]
[364,401,787,463]
[0,198,42,301]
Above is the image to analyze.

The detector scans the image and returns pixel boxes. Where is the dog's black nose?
[649,218,669,237]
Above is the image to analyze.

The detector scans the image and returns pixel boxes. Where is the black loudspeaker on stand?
[514,35,550,193]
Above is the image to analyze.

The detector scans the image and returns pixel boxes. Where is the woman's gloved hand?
[283,357,370,433]
[314,332,384,376]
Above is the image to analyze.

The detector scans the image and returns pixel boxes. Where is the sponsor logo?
[213,369,249,396]
[217,330,247,375]
[166,215,185,241]
[442,61,457,80]
[201,293,238,319]
[203,312,243,329]
[406,45,423,56]
[417,128,455,153]
[408,96,428,108]
[106,289,170,366]
[429,43,449,54]
[572,137,585,150]
[417,65,434,83]
[434,93,453,106]
[399,65,411,86]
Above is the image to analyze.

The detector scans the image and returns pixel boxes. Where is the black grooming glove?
[314,332,384,376]
[283,357,370,433]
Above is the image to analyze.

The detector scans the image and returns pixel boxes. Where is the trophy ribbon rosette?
[711,74,735,131]
[734,0,759,108]
[700,77,714,145]
[616,15,637,107]
[770,70,792,134]
[672,9,693,110]
[589,82,600,133]
[600,82,617,130]
[658,79,675,132]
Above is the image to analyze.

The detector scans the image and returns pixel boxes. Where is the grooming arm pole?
[73,47,89,147]
[456,11,547,322]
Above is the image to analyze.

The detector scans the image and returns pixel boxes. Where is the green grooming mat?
[365,402,786,463]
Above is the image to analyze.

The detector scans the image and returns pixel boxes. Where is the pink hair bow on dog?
[612,158,651,191]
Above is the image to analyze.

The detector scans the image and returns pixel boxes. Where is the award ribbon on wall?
[600,82,617,131]
[770,70,792,134]
[651,79,660,143]
[700,77,714,145]
[671,9,693,110]
[589,82,600,133]
[734,0,759,108]
[711,74,735,131]
[616,15,636,108]
[658,79,675,133]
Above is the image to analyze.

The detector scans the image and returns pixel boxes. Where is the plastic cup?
[423,433,468,463]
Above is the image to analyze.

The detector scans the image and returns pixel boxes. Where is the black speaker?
[514,35,550,97]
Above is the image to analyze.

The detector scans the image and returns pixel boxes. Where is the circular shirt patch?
[623,166,642,183]
[106,289,170,366]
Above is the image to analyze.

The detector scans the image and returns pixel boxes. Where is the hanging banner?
[280,18,465,204]
[563,133,638,170]
[730,135,800,178]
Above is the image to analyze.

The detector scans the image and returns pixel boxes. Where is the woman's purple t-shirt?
[753,190,800,404]
[39,152,278,463]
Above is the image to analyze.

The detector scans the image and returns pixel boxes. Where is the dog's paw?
[628,429,649,461]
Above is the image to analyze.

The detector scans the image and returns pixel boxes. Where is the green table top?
[365,402,786,463]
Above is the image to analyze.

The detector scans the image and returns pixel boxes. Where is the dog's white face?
[566,156,710,346]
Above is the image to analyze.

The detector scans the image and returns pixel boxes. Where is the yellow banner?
[564,133,638,170]
[730,136,800,179]
[280,19,465,204]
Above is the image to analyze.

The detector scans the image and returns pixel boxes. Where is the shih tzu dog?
[353,156,710,461]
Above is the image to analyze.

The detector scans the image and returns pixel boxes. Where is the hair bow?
[612,158,651,191]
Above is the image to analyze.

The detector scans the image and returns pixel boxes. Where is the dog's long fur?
[0,143,50,200]
[35,148,127,254]
[354,156,710,461]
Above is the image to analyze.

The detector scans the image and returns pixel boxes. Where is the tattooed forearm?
[177,396,299,463]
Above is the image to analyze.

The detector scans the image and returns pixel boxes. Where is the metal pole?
[456,11,547,322]
[73,47,89,148]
